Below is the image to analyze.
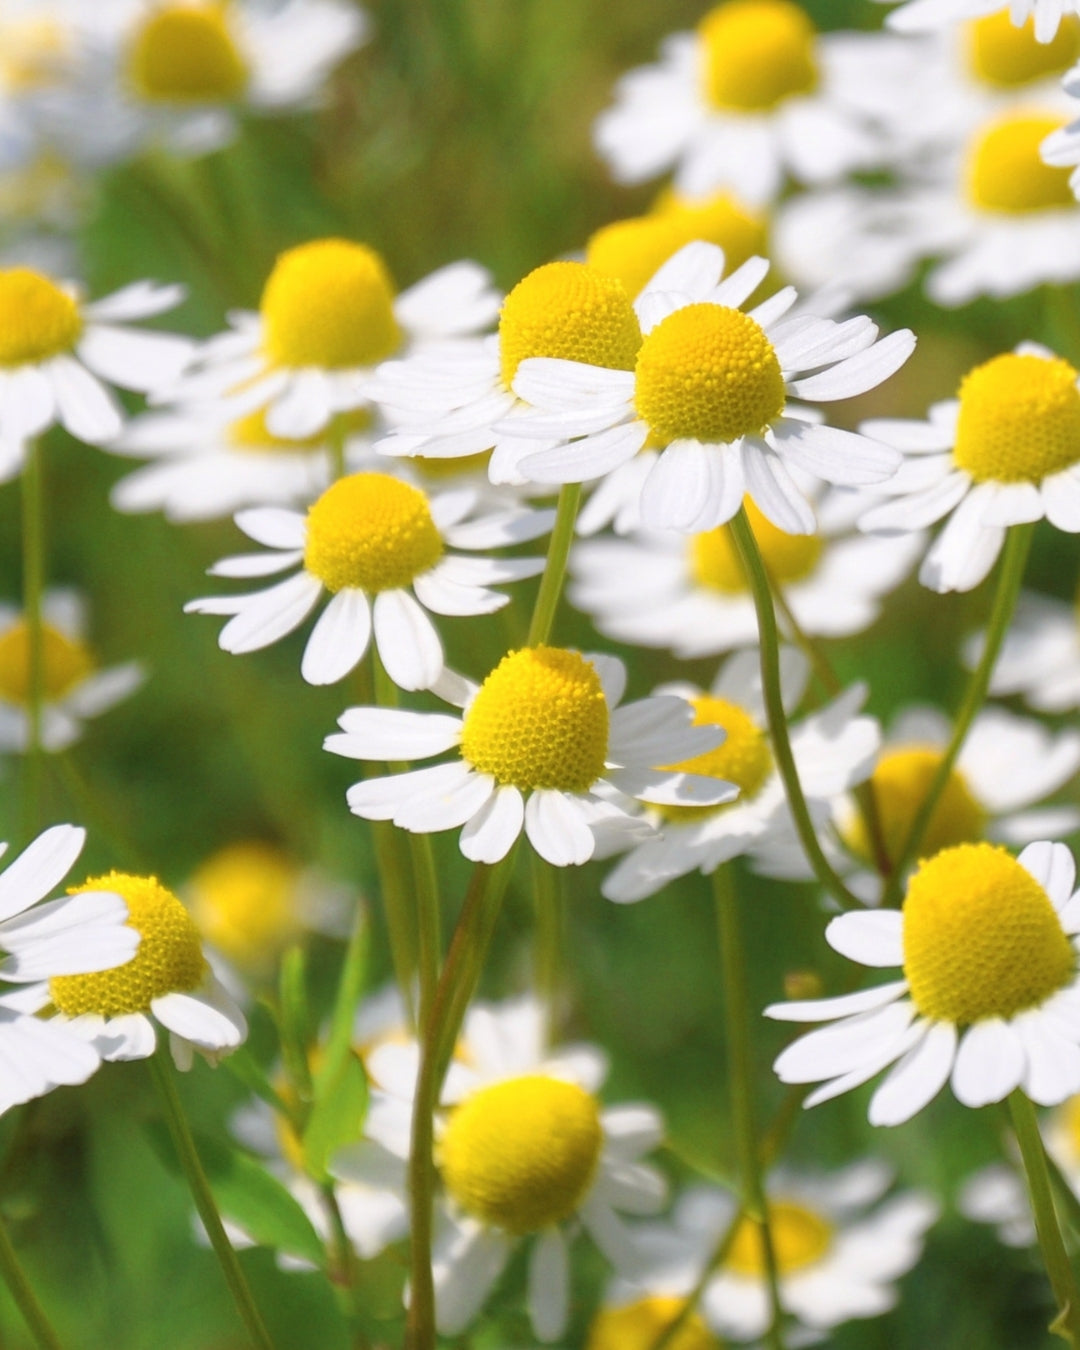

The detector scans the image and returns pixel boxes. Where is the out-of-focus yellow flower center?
[439,1075,603,1234]
[227,407,371,455]
[903,843,1075,1024]
[659,695,769,823]
[966,12,1080,88]
[50,873,208,1017]
[656,188,769,265]
[460,647,609,792]
[412,449,491,480]
[966,113,1074,213]
[0,268,80,366]
[699,0,818,112]
[690,497,822,593]
[128,4,248,103]
[726,1200,832,1277]
[586,1297,721,1350]
[635,304,785,445]
[843,746,986,868]
[498,261,642,387]
[0,620,93,704]
[1058,1093,1080,1161]
[186,841,303,973]
[261,239,402,370]
[952,352,1080,483]
[303,472,443,593]
[1,18,68,92]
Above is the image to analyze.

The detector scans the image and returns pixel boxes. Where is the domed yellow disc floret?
[261,239,402,370]
[966,113,1074,213]
[659,695,771,823]
[187,841,303,972]
[0,268,80,366]
[635,304,785,445]
[497,261,642,387]
[727,1199,832,1277]
[952,352,1080,483]
[50,872,208,1018]
[843,746,986,868]
[699,0,818,112]
[128,4,248,103]
[903,842,1075,1025]
[303,472,443,594]
[690,497,822,593]
[0,620,93,704]
[460,647,609,792]
[966,12,1080,89]
[439,1075,603,1234]
[586,1297,720,1350]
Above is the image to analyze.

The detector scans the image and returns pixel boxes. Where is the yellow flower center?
[497,261,642,388]
[843,746,986,868]
[966,112,1074,213]
[227,407,371,455]
[0,268,81,366]
[460,647,609,792]
[690,497,822,593]
[903,843,1075,1024]
[659,695,772,823]
[586,1297,721,1350]
[0,620,93,704]
[634,304,785,445]
[952,352,1080,483]
[303,472,443,594]
[966,12,1080,88]
[1,18,68,92]
[699,0,818,112]
[261,239,402,370]
[186,841,303,974]
[128,4,249,103]
[439,1075,603,1234]
[726,1200,833,1277]
[50,873,208,1018]
[1058,1093,1080,1161]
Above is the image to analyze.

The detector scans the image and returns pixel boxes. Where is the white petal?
[328,707,462,760]
[868,1021,957,1126]
[152,985,246,1052]
[764,980,908,1022]
[234,507,307,549]
[47,357,124,444]
[0,825,84,923]
[524,791,595,866]
[773,1002,916,1083]
[641,440,742,533]
[825,911,904,967]
[742,441,816,533]
[951,1020,1025,1108]
[266,369,333,438]
[77,325,194,393]
[300,589,371,685]
[459,787,524,863]
[517,421,647,484]
[433,1221,512,1335]
[790,329,916,401]
[1018,841,1076,907]
[208,550,304,578]
[372,590,444,691]
[528,1229,569,1343]
[771,419,900,486]
[213,573,323,653]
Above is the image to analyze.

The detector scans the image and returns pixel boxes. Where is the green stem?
[320,1181,370,1346]
[526,482,581,647]
[532,853,562,1043]
[0,1208,64,1350]
[1009,1090,1080,1344]
[882,523,1034,907]
[148,1053,276,1350]
[20,437,45,841]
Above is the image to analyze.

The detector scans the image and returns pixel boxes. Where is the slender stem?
[320,1182,370,1346]
[0,1208,64,1350]
[526,482,581,647]
[882,523,1034,907]
[20,437,45,841]
[727,509,862,910]
[532,853,562,1044]
[148,1053,276,1350]
[1009,1090,1080,1345]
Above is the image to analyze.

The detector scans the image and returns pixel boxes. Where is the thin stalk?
[532,853,562,1043]
[320,1181,370,1346]
[1009,1090,1080,1344]
[148,1053,276,1350]
[20,437,45,841]
[526,482,581,647]
[0,1209,64,1350]
[882,523,1034,907]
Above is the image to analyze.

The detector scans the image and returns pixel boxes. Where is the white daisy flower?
[325,646,735,867]
[978,588,1080,711]
[957,1161,1036,1247]
[879,0,1080,44]
[165,239,500,440]
[859,344,1080,592]
[1037,57,1080,194]
[499,242,912,536]
[184,471,551,691]
[766,839,1080,1124]
[0,589,144,753]
[601,649,879,904]
[0,1,87,174]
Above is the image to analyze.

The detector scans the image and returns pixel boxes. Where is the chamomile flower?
[325,647,735,867]
[979,588,1080,710]
[859,345,1080,592]
[185,472,550,691]
[0,590,144,753]
[880,0,1080,44]
[766,839,1080,1124]
[585,1294,723,1350]
[166,239,500,440]
[501,243,911,536]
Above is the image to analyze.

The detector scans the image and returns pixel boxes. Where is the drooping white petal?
[152,984,247,1052]
[641,439,742,533]
[524,791,596,866]
[773,1002,916,1083]
[1017,840,1076,907]
[528,1229,569,1343]
[77,325,195,393]
[0,825,85,923]
[372,589,444,691]
[951,1019,1025,1108]
[233,507,307,550]
[300,588,371,685]
[459,787,525,863]
[47,357,124,444]
[213,572,323,653]
[789,329,916,401]
[868,1021,957,1126]
[825,911,904,968]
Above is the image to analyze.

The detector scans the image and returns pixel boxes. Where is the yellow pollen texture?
[0,620,93,703]
[699,0,818,112]
[50,873,208,1018]
[690,496,822,593]
[966,113,1074,213]
[460,647,609,792]
[261,239,402,370]
[952,352,1080,483]
[128,4,248,103]
[659,695,771,822]
[187,841,303,972]
[902,842,1075,1025]
[0,268,80,365]
[727,1200,832,1277]
[635,304,785,445]
[439,1075,603,1234]
[844,746,986,868]
[497,261,642,387]
[303,472,443,593]
[967,12,1080,88]
[586,1297,720,1350]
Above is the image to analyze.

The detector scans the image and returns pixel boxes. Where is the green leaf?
[301,1050,369,1184]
